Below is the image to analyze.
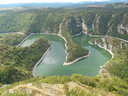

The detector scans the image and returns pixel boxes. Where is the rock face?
[0,7,128,40]
[90,36,128,52]
[83,13,128,40]
[56,13,128,40]
[82,19,88,34]
[90,36,128,75]
[117,24,128,34]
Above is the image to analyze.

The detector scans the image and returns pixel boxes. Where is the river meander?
[21,34,112,76]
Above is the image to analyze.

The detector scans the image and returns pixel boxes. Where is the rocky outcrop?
[90,36,128,52]
[89,36,128,73]
[0,7,128,40]
[117,24,128,34]
[81,13,128,40]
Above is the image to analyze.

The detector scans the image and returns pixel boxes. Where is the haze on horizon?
[0,0,110,4]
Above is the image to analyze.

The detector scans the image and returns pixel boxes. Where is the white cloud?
[0,0,110,4]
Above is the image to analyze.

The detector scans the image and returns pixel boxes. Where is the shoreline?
[19,31,115,75]
[88,41,114,74]
[32,46,51,77]
[17,33,34,47]
[58,33,68,65]
[97,44,114,58]
[33,32,69,61]
[60,33,90,66]
[82,31,128,74]
[72,32,82,37]
[63,31,90,65]
[18,31,116,75]
[57,22,90,66]
[58,21,69,65]
[83,31,115,74]
[63,52,90,65]
[45,31,90,66]
[113,36,128,43]
[16,32,52,77]
[83,32,128,43]
[89,41,114,58]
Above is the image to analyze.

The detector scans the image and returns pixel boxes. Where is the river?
[21,34,112,76]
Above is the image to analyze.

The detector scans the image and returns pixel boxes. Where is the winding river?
[21,34,112,76]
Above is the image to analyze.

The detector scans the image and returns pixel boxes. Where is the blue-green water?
[21,34,112,76]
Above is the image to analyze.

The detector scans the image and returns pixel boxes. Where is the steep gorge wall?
[0,8,128,40]
[89,37,128,79]
[55,11,128,40]
[82,13,128,40]
[89,36,128,52]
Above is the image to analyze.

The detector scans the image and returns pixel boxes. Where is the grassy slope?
[0,74,128,96]
[0,37,50,84]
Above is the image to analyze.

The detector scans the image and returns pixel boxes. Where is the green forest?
[0,33,26,46]
[61,18,89,62]
[0,7,128,40]
[0,37,50,84]
[0,4,128,96]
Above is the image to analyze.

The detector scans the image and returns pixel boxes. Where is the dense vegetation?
[0,12,35,33]
[0,37,50,84]
[0,33,26,46]
[106,49,128,81]
[61,18,89,62]
[0,6,128,40]
[0,4,128,96]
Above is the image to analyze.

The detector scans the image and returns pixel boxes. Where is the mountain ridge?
[0,0,128,8]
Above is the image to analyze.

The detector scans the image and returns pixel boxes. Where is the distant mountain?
[0,3,73,8]
[0,2,109,8]
[111,0,128,3]
[65,2,107,7]
[0,0,127,8]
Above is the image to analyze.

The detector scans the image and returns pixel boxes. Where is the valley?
[0,3,128,96]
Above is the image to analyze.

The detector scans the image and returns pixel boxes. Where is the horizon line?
[0,0,110,5]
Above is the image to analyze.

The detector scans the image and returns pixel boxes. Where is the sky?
[0,0,109,4]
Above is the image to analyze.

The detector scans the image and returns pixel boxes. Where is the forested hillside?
[0,4,128,96]
[0,35,127,96]
[60,18,89,64]
[0,37,50,84]
[0,6,128,40]
[0,33,26,46]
